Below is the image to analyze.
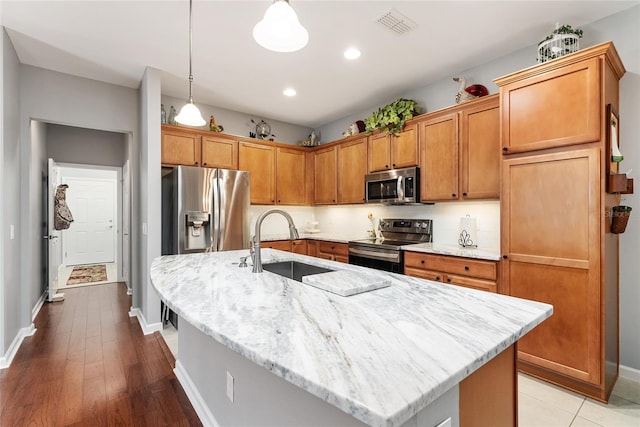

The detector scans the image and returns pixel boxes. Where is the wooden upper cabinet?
[313,146,338,204]
[338,136,367,204]
[368,124,418,172]
[201,135,238,169]
[461,96,500,199]
[420,112,459,201]
[276,147,306,205]
[239,142,275,205]
[162,128,201,166]
[497,57,601,154]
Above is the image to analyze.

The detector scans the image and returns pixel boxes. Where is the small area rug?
[66,264,107,285]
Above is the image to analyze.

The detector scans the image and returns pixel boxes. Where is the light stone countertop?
[150,249,551,427]
[401,243,501,261]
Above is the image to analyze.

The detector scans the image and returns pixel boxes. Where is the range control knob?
[421,222,429,229]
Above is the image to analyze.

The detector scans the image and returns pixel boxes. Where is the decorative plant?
[537,24,583,63]
[364,98,419,136]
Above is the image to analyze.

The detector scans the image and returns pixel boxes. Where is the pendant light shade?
[176,0,206,127]
[253,0,308,53]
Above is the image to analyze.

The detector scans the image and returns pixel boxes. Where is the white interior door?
[122,160,130,284]
[64,177,117,265]
[46,158,64,302]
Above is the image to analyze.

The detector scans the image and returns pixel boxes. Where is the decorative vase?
[611,206,632,234]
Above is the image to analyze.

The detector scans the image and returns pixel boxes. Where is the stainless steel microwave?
[365,167,419,204]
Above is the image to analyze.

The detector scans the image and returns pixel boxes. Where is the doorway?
[55,164,121,289]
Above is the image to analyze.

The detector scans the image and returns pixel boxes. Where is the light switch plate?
[226,371,234,402]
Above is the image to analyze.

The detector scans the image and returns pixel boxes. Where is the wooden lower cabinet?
[261,240,291,251]
[291,239,307,255]
[460,345,516,427]
[404,252,499,293]
[313,240,348,263]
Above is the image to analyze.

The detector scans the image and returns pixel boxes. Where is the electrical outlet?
[226,371,234,402]
[435,417,452,427]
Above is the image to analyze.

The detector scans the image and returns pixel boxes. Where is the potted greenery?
[364,98,419,136]
[537,24,583,63]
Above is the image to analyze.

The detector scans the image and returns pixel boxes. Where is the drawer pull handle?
[464,266,469,271]
[420,260,425,264]
[447,278,452,283]
[435,276,441,281]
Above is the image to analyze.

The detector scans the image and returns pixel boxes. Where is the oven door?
[348,246,403,273]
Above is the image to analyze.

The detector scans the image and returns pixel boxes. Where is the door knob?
[43,235,59,240]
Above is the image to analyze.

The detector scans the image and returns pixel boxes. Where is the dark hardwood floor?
[0,282,201,426]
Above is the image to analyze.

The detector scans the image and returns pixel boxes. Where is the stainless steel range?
[348,218,433,273]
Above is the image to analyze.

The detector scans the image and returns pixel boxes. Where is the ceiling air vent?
[376,8,417,35]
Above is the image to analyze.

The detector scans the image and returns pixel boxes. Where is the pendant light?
[175,0,206,126]
[253,0,308,53]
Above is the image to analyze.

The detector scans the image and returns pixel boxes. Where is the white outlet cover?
[226,371,234,402]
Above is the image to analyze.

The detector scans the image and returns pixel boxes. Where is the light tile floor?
[519,373,640,427]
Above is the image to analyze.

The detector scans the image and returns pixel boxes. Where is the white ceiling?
[1,1,637,128]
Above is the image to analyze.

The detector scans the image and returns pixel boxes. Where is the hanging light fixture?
[176,0,206,126]
[253,0,308,53]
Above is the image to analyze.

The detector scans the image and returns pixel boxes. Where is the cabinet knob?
[385,165,389,169]
[392,163,396,167]
[435,276,441,281]
[502,147,508,152]
[420,259,425,264]
[278,200,281,203]
[203,162,207,166]
[503,255,508,260]
[464,266,469,271]
[462,192,467,196]
[447,278,452,283]
[195,161,199,165]
[452,193,456,198]
[333,199,336,202]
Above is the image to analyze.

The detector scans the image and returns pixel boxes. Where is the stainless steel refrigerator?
[162,166,251,256]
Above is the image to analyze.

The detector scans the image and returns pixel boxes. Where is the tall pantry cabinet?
[495,42,626,402]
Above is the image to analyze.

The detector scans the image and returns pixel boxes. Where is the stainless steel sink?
[262,261,334,282]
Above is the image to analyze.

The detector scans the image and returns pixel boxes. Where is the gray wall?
[47,124,126,167]
[17,64,140,339]
[140,67,162,328]
[161,94,313,146]
[1,28,21,355]
[317,6,640,374]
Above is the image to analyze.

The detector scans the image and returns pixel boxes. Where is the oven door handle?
[349,247,400,261]
[398,176,404,200]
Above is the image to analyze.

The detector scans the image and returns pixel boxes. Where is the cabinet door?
[391,123,418,169]
[368,133,391,172]
[291,239,307,255]
[419,113,459,201]
[461,98,500,199]
[502,147,601,384]
[501,57,601,154]
[239,142,275,205]
[276,147,306,205]
[162,128,201,166]
[338,137,367,204]
[314,146,338,204]
[201,135,237,169]
[307,240,318,257]
[444,274,497,293]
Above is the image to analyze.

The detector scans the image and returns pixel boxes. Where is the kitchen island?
[150,249,552,427]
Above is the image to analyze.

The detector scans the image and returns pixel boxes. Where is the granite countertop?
[401,243,501,261]
[150,249,551,427]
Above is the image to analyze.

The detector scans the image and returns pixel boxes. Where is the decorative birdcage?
[537,23,583,63]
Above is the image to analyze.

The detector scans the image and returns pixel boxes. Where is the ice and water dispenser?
[185,211,211,251]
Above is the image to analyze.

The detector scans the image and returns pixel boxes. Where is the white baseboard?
[620,364,640,383]
[32,292,47,321]
[128,307,162,335]
[0,324,37,369]
[126,287,132,296]
[174,360,217,427]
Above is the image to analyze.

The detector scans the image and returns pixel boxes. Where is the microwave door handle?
[398,176,404,200]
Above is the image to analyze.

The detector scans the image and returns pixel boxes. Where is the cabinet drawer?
[404,252,497,281]
[405,267,444,282]
[445,274,497,293]
[261,240,291,251]
[291,239,307,255]
[317,241,348,257]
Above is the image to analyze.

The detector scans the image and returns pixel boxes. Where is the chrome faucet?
[251,209,300,273]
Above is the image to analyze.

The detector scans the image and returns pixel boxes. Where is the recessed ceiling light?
[283,88,297,97]
[344,47,361,60]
